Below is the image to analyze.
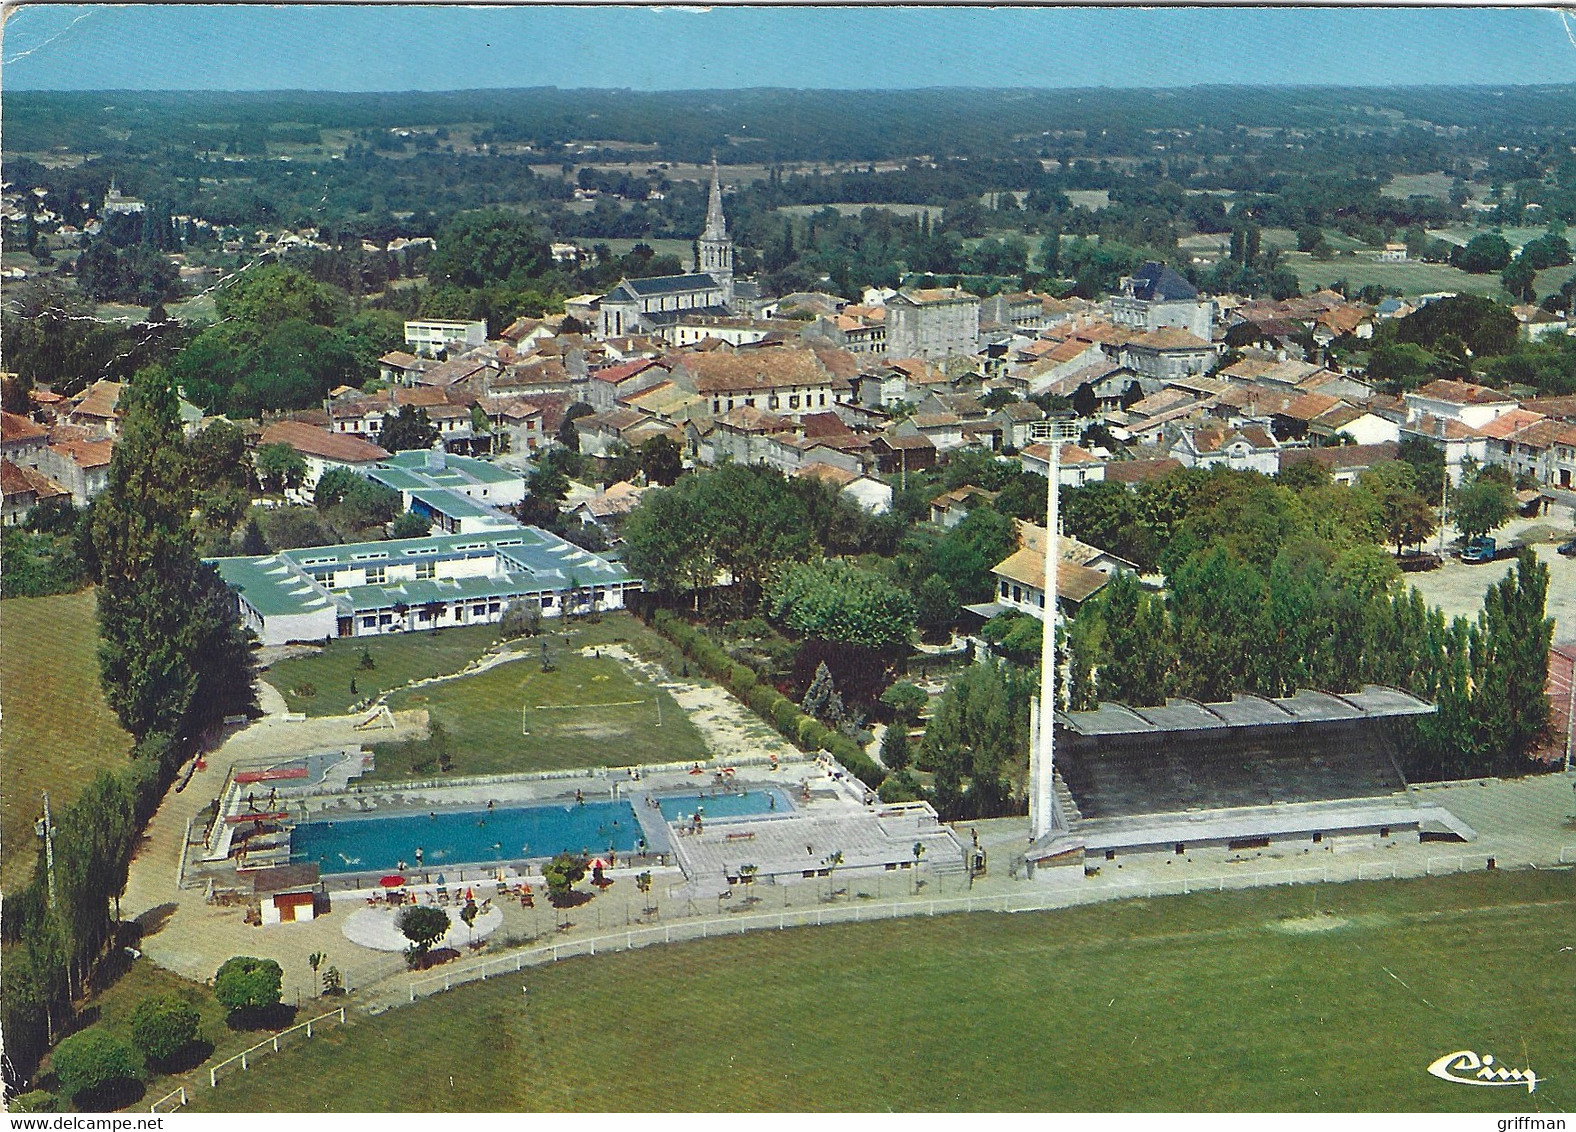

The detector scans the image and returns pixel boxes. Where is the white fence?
[406,850,1566,1005]
[207,1006,347,1089]
[149,1086,187,1113]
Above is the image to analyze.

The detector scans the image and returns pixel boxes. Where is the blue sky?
[4,6,1575,91]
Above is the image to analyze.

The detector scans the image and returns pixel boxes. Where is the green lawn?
[0,590,134,895]
[1534,263,1576,301]
[372,616,709,779]
[188,870,1575,1112]
[1284,252,1509,299]
[269,624,518,717]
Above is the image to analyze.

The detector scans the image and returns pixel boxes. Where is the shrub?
[878,768,926,803]
[8,1090,60,1113]
[771,698,800,737]
[726,663,757,694]
[879,681,928,723]
[128,993,201,1066]
[396,905,451,962]
[796,715,826,750]
[827,735,884,787]
[746,684,780,717]
[213,956,283,1016]
[51,1028,141,1103]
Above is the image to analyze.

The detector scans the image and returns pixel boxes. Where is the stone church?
[597,161,737,339]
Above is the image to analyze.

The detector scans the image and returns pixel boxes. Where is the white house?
[1170,423,1281,475]
[257,421,390,492]
[1019,442,1106,486]
[1403,379,1518,431]
[795,462,892,514]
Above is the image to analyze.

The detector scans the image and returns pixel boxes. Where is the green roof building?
[211,523,639,646]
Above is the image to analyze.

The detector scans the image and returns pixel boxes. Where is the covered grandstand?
[1026,685,1477,867]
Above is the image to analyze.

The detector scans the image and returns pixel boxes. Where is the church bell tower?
[699,159,734,308]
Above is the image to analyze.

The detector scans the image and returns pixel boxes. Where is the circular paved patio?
[340,902,504,952]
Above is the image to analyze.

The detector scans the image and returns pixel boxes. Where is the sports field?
[0,590,134,894]
[375,642,707,779]
[188,870,1574,1112]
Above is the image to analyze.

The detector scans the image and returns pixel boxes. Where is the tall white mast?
[1029,421,1074,841]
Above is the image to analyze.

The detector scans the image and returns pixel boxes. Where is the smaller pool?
[656,786,791,823]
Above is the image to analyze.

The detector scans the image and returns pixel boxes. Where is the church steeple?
[703,158,728,241]
[698,157,734,307]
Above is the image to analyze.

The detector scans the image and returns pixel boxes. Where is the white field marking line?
[532,699,647,710]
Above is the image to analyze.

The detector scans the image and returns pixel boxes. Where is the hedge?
[648,609,886,788]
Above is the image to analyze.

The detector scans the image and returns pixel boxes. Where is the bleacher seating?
[1057,720,1406,820]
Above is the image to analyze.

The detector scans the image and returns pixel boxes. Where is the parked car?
[1558,539,1576,558]
[1460,536,1497,563]
[1396,550,1442,572]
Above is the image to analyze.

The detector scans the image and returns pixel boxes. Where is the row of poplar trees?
[1070,550,1554,781]
[2,367,256,1090]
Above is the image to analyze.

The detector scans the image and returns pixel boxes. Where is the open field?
[170,291,217,325]
[373,616,709,779]
[188,869,1575,1112]
[776,202,943,221]
[1065,189,1109,211]
[94,302,148,323]
[1426,226,1551,251]
[593,238,695,268]
[1382,173,1457,201]
[1534,263,1576,300]
[1282,252,1509,299]
[0,590,134,894]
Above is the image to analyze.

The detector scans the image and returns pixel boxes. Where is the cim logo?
[1428,1050,1538,1093]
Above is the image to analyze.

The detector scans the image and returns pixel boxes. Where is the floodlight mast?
[1029,418,1076,842]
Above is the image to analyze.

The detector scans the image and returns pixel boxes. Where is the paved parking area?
[1403,509,1576,638]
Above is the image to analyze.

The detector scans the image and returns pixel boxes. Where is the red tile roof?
[1412,379,1515,406]
[1,410,47,443]
[259,421,389,464]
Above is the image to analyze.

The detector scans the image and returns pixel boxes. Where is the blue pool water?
[292,800,643,875]
[656,786,791,822]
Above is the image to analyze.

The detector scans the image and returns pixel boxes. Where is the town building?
[672,347,840,419]
[403,320,488,358]
[1169,423,1281,475]
[212,524,638,646]
[257,421,390,492]
[884,287,981,360]
[983,521,1130,623]
[1111,262,1214,340]
[598,162,737,338]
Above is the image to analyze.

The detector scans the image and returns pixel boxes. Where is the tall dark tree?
[378,405,440,452]
[93,366,255,743]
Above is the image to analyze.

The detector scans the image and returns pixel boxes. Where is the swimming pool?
[291,799,644,875]
[656,786,792,822]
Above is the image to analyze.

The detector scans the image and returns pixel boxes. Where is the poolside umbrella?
[379,875,406,888]
[590,858,609,871]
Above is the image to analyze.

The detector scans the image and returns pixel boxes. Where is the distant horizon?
[13,80,1576,97]
[5,6,1574,92]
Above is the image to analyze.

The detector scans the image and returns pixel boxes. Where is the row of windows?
[711,390,833,413]
[999,580,1047,608]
